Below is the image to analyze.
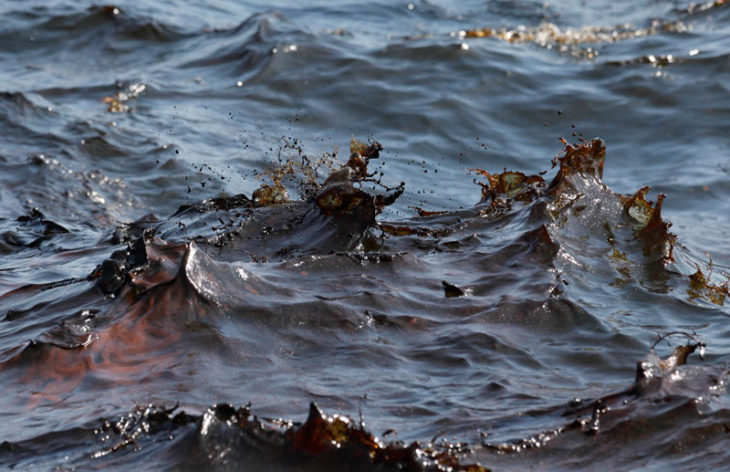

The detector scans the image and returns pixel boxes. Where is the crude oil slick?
[1,0,729,470]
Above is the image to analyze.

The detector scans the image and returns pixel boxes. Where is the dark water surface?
[1,0,729,470]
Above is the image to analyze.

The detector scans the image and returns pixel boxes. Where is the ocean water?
[0,0,729,470]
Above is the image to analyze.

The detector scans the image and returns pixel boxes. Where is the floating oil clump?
[468,168,546,205]
[688,267,730,306]
[481,333,718,455]
[87,403,491,471]
[621,186,676,263]
[102,82,146,113]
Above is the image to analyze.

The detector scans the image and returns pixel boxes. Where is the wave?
[0,137,727,469]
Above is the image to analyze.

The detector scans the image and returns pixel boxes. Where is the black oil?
[1,1,729,470]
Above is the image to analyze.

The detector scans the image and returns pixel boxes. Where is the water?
[0,0,729,470]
